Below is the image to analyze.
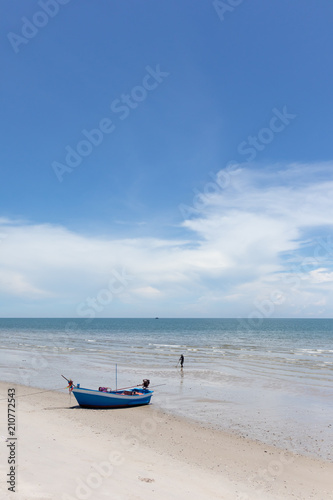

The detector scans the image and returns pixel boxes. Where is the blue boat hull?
[72,387,153,409]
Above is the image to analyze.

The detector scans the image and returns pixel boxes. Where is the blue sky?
[1,0,333,318]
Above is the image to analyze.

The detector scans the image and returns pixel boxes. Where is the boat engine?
[142,379,150,388]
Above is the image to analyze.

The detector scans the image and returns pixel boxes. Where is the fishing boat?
[63,376,153,409]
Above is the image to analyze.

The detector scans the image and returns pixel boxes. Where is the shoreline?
[1,317,332,465]
[2,362,332,463]
[1,381,332,499]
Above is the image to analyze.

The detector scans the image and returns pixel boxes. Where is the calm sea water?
[0,318,332,460]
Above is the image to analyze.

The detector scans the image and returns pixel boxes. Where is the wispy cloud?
[0,269,49,297]
[1,162,332,317]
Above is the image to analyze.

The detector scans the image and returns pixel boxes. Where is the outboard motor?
[142,379,150,389]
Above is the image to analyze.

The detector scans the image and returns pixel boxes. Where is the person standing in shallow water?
[179,354,184,369]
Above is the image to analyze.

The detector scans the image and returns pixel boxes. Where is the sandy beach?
[0,381,332,500]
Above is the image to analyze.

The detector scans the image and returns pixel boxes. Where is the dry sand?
[0,381,332,500]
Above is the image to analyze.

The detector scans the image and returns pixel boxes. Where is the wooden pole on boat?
[116,384,141,391]
[115,364,117,391]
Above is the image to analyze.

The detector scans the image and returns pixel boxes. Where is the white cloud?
[1,162,333,317]
[308,268,333,283]
[132,286,162,298]
[0,269,49,297]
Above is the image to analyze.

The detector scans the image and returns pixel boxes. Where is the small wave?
[152,344,184,348]
[296,349,322,355]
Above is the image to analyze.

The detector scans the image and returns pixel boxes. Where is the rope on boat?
[0,380,167,401]
[0,387,66,401]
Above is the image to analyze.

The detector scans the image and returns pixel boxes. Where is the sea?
[0,318,332,461]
